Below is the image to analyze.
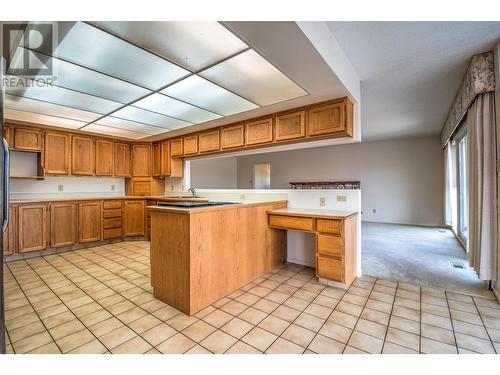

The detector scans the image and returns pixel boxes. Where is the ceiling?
[327,21,500,141]
[4,21,351,141]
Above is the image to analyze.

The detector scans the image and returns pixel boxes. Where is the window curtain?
[444,143,453,226]
[467,92,497,280]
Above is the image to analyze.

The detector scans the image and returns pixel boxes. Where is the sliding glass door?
[456,129,468,247]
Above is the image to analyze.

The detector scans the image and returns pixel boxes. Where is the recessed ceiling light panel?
[81,123,150,140]
[113,106,192,130]
[5,108,88,130]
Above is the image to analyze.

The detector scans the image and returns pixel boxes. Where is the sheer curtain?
[467,92,497,280]
[444,143,453,227]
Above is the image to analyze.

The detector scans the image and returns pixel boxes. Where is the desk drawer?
[317,219,343,235]
[103,209,122,218]
[269,214,314,231]
[103,200,122,209]
[103,228,122,239]
[103,217,122,229]
[317,234,343,258]
[317,256,343,282]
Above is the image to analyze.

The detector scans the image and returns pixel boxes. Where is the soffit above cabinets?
[4,21,309,140]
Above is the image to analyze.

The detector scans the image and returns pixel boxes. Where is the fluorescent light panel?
[95,116,167,135]
[113,106,191,130]
[5,108,87,129]
[94,21,248,71]
[81,123,149,140]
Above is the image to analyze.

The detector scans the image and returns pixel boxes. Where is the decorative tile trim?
[441,51,495,147]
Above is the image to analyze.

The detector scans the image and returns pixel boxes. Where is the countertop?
[148,200,289,214]
[9,196,209,204]
[267,208,358,219]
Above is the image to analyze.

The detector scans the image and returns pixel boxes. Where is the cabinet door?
[221,124,244,149]
[307,101,345,136]
[114,142,131,177]
[170,157,183,178]
[124,201,145,236]
[18,204,47,253]
[170,138,183,156]
[183,135,198,155]
[72,136,95,175]
[78,201,102,243]
[3,125,14,147]
[50,202,77,248]
[14,128,43,151]
[199,130,220,153]
[276,110,306,141]
[245,118,273,145]
[45,132,70,175]
[132,144,152,177]
[95,139,114,176]
[152,142,161,177]
[160,141,171,176]
[3,206,17,256]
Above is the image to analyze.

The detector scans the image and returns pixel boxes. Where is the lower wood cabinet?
[78,201,102,243]
[50,202,77,248]
[3,206,17,256]
[18,204,48,253]
[124,200,145,237]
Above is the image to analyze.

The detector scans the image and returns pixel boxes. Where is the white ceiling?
[327,21,500,141]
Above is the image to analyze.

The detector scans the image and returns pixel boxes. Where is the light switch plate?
[110,185,115,191]
[58,184,63,192]
[319,197,326,207]
[336,195,347,202]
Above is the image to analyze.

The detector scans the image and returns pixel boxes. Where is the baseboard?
[286,257,315,268]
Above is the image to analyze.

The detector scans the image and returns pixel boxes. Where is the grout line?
[380,280,399,354]
[443,291,460,354]
[469,296,498,354]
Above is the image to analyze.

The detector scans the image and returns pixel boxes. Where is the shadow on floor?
[361,222,491,298]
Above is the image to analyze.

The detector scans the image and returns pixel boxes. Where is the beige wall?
[190,156,238,189]
[237,136,444,226]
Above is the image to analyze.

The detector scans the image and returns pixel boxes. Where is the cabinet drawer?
[269,214,313,231]
[317,234,343,258]
[103,200,122,209]
[317,256,343,282]
[103,209,122,218]
[317,219,343,235]
[103,217,122,229]
[103,228,122,239]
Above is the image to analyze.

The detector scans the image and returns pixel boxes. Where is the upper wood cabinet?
[245,117,273,146]
[95,139,114,176]
[221,124,244,149]
[132,144,152,177]
[199,130,220,153]
[183,135,198,155]
[78,201,102,243]
[114,142,131,177]
[160,141,171,176]
[13,127,43,151]
[3,126,14,148]
[18,204,47,253]
[72,136,95,176]
[171,138,183,157]
[276,110,306,141]
[152,142,161,177]
[308,99,351,137]
[3,206,17,256]
[44,132,70,175]
[49,202,77,248]
[124,200,145,237]
[170,157,183,178]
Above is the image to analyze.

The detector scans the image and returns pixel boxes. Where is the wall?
[494,41,500,300]
[189,156,238,189]
[237,136,444,226]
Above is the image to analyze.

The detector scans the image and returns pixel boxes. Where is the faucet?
[188,187,197,198]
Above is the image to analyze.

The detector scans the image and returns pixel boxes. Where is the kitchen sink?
[158,201,239,208]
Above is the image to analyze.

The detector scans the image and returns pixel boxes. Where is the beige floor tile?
[389,315,420,335]
[238,307,268,325]
[355,319,387,339]
[235,292,260,306]
[343,345,367,354]
[49,319,86,340]
[242,327,277,352]
[56,329,96,353]
[183,320,217,342]
[281,324,316,348]
[166,313,198,331]
[266,337,304,354]
[156,333,196,354]
[185,344,212,354]
[248,285,272,298]
[128,314,162,334]
[319,321,352,343]
[321,287,346,300]
[271,305,301,322]
[392,306,420,322]
[225,341,262,354]
[348,286,371,297]
[450,309,483,325]
[386,327,420,351]
[452,320,488,340]
[141,299,168,313]
[253,298,280,314]
[72,302,103,318]
[152,305,182,321]
[12,331,53,353]
[107,300,136,316]
[258,315,290,336]
[212,297,231,308]
[99,326,136,350]
[360,308,390,326]
[6,312,39,331]
[308,334,345,354]
[200,330,238,354]
[486,327,500,343]
[111,336,153,354]
[477,305,500,319]
[481,316,500,330]
[365,299,393,314]
[89,317,123,337]
[194,306,216,319]
[27,342,62,354]
[283,296,310,311]
[294,312,325,332]
[421,337,457,354]
[447,292,473,304]
[80,309,113,327]
[69,339,107,354]
[328,310,358,329]
[304,303,332,319]
[382,342,418,354]
[348,331,383,354]
[455,333,495,354]
[394,296,420,311]
[221,318,253,339]
[342,293,367,307]
[336,301,363,317]
[448,300,478,314]
[313,295,339,309]
[203,309,233,328]
[421,323,455,345]
[8,320,46,343]
[141,323,177,346]
[396,289,420,301]
[220,300,248,316]
[5,304,35,321]
[422,294,448,307]
[293,289,319,303]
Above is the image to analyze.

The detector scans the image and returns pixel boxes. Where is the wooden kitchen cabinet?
[114,142,131,177]
[183,135,198,155]
[124,200,145,237]
[170,138,183,157]
[78,201,102,243]
[95,139,114,176]
[132,144,152,177]
[3,125,14,147]
[276,110,306,141]
[307,99,352,137]
[152,142,161,177]
[160,141,171,176]
[170,157,183,178]
[13,127,43,151]
[18,204,47,253]
[72,136,95,175]
[49,202,77,248]
[44,132,70,175]
[199,130,220,153]
[221,124,244,149]
[245,117,273,145]
[3,206,17,256]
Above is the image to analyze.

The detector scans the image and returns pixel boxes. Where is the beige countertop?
[267,208,358,219]
[148,200,289,214]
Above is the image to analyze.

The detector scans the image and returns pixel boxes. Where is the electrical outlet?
[336,195,347,202]
[110,185,115,191]
[171,185,174,191]
[319,197,326,207]
[372,209,377,214]
[58,184,63,192]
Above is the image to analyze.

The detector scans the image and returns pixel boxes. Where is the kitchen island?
[149,200,288,315]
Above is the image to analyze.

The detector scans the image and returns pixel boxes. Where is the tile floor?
[3,241,500,354]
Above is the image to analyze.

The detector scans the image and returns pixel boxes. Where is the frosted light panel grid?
[95,116,166,135]
[162,75,258,116]
[200,49,307,106]
[81,123,148,140]
[134,93,221,123]
[94,21,248,71]
[113,106,192,130]
[5,109,87,130]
